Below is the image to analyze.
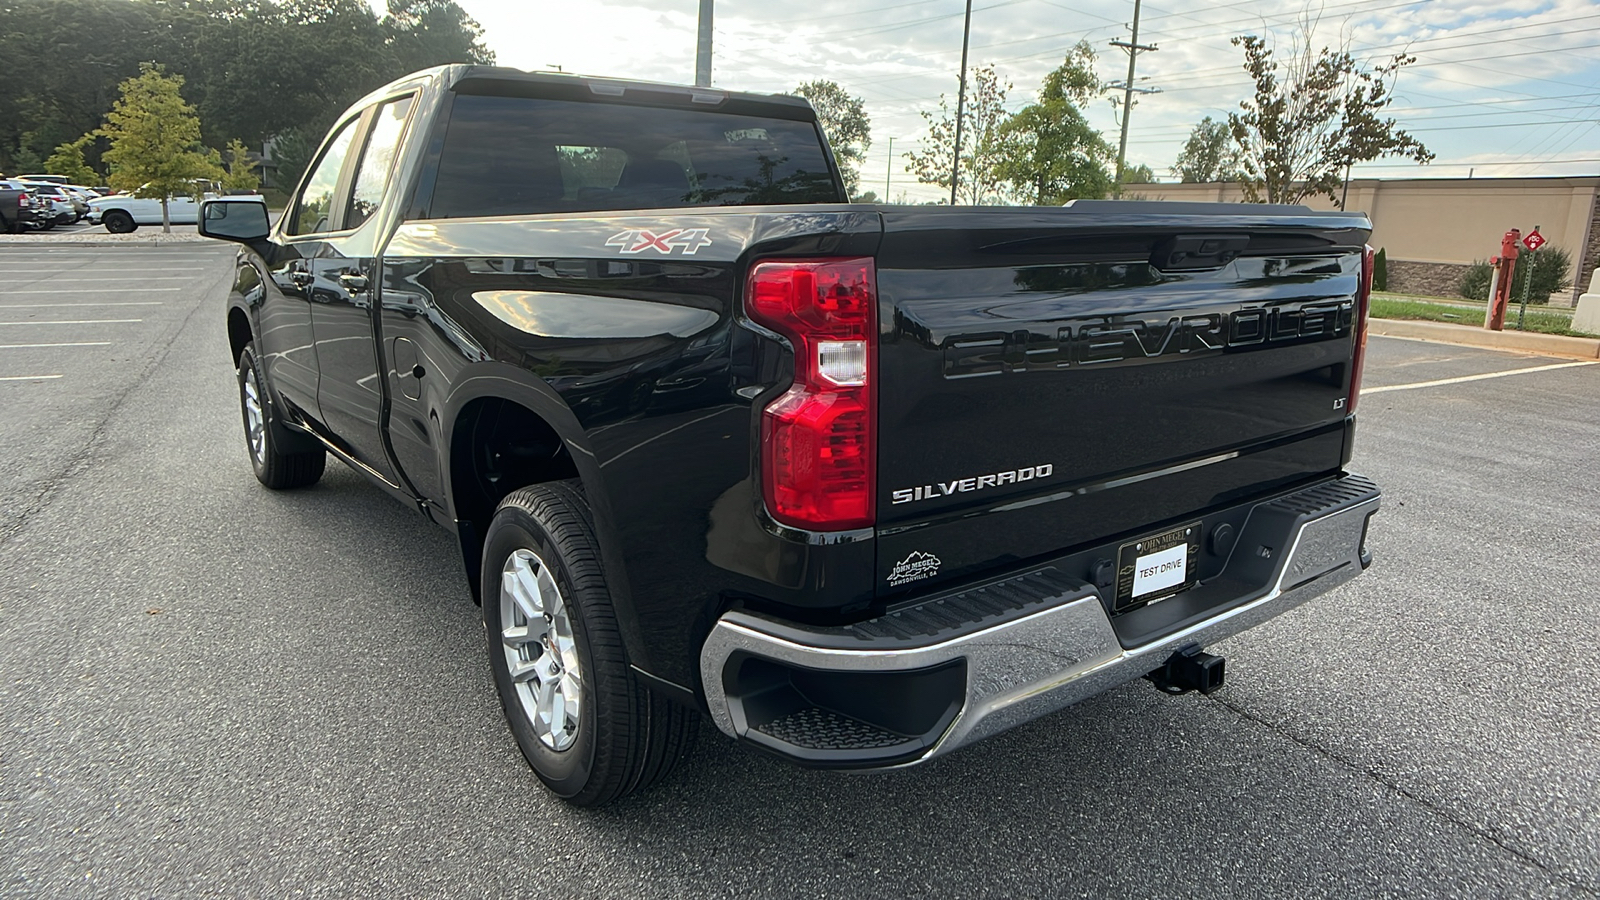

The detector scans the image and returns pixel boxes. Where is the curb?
[1370,318,1600,360]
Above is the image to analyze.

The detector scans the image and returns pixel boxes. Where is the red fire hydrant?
[1485,229,1520,331]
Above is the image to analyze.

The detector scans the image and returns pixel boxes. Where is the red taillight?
[1348,244,1375,414]
[747,257,876,530]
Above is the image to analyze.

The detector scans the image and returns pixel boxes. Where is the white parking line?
[0,289,175,295]
[0,342,111,348]
[0,302,163,308]
[0,374,63,381]
[1366,360,1600,394]
[0,319,142,326]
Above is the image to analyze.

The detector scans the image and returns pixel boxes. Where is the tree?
[45,134,100,184]
[1227,24,1432,205]
[906,65,1011,204]
[222,138,260,191]
[1121,163,1155,184]
[98,63,224,232]
[385,0,496,71]
[0,0,499,173]
[990,45,1113,205]
[1172,116,1240,183]
[793,80,872,197]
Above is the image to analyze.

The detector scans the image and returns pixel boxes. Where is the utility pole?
[695,0,713,87]
[1109,0,1157,198]
[950,0,974,205]
[885,137,893,199]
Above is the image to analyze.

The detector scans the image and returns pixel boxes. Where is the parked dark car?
[0,180,49,232]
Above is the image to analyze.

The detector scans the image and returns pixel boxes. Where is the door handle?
[339,273,370,293]
[288,270,314,286]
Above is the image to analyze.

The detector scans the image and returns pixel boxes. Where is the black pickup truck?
[198,65,1380,806]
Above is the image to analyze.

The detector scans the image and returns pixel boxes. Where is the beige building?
[1135,176,1600,305]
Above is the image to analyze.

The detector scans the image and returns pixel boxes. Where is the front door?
[308,95,416,485]
[255,117,362,427]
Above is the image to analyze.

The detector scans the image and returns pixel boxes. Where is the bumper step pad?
[755,708,909,751]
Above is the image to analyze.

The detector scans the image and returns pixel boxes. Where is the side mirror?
[198,198,270,243]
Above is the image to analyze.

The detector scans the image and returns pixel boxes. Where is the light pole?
[949,0,973,205]
[695,0,713,87]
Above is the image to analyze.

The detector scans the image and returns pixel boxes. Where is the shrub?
[1372,247,1387,291]
[1459,260,1491,301]
[1513,245,1571,304]
[1458,246,1572,305]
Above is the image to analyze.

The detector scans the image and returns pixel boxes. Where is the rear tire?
[236,343,324,489]
[483,483,697,807]
[103,210,135,233]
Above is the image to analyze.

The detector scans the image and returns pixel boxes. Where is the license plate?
[1114,522,1201,612]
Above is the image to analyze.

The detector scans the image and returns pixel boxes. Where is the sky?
[407,0,1600,202]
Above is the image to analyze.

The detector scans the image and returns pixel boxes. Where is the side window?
[346,95,415,230]
[287,119,359,237]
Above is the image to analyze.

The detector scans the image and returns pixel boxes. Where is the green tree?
[222,137,261,191]
[793,80,872,197]
[384,0,495,72]
[1172,116,1241,183]
[0,0,498,173]
[907,65,1011,204]
[991,45,1113,205]
[1121,163,1155,184]
[1372,247,1388,291]
[44,134,100,184]
[266,127,313,191]
[1228,25,1432,205]
[98,63,224,232]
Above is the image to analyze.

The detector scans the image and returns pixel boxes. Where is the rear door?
[872,203,1371,597]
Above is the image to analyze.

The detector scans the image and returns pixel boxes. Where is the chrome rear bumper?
[699,474,1379,768]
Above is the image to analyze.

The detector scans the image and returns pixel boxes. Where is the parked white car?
[88,185,258,233]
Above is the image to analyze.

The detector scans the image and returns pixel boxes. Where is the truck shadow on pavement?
[242,467,1524,899]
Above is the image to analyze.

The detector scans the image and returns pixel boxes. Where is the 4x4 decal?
[606,228,713,256]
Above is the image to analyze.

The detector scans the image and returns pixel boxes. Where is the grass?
[1370,297,1597,338]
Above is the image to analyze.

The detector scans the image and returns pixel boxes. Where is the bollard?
[1486,229,1520,331]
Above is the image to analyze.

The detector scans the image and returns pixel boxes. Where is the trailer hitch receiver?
[1147,644,1226,695]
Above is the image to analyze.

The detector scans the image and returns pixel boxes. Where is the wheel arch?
[440,365,627,614]
[227,304,253,365]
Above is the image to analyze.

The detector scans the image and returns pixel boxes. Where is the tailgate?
[873,202,1371,597]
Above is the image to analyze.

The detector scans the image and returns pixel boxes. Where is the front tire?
[483,483,697,807]
[236,343,324,489]
[103,210,135,233]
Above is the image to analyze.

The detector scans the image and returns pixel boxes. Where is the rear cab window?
[424,92,843,219]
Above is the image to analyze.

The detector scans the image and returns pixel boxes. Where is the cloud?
[435,0,1600,194]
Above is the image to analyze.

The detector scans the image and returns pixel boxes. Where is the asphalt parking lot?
[1,246,1597,898]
